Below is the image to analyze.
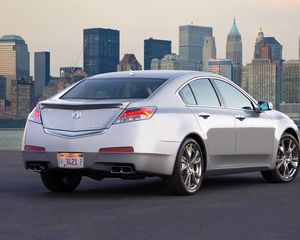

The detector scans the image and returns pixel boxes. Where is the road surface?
[0,151,299,240]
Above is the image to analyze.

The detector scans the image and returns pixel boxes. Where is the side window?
[179,85,196,105]
[213,80,253,110]
[189,79,220,107]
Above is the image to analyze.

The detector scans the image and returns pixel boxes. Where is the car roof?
[87,70,221,81]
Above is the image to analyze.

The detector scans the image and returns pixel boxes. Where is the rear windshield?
[61,78,167,100]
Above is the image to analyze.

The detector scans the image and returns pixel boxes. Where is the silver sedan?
[22,70,300,195]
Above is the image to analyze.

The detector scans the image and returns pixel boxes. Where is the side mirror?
[258,101,273,112]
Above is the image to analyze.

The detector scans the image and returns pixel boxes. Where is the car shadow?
[33,173,275,200]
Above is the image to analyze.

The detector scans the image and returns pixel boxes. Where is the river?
[0,129,24,150]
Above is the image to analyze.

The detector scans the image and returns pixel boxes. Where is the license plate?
[57,153,84,169]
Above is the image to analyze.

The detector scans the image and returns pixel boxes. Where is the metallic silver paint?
[22,70,300,177]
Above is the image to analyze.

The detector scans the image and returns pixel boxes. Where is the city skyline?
[1,0,300,76]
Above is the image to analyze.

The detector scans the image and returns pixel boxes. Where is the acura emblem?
[72,110,81,119]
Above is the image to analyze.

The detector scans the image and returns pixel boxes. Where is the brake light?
[99,147,134,153]
[28,107,42,124]
[24,145,46,152]
[114,107,156,124]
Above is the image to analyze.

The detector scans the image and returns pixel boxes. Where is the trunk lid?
[40,99,129,131]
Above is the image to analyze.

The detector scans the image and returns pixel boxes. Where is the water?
[0,129,24,150]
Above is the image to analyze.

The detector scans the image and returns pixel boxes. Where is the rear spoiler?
[40,103,124,110]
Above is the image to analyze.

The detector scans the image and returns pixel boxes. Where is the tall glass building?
[144,38,171,70]
[226,18,242,85]
[0,35,30,100]
[83,28,120,76]
[179,25,213,66]
[226,18,242,65]
[34,51,50,98]
[207,59,232,80]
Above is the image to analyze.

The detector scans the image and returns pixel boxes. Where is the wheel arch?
[182,133,207,171]
[283,128,299,143]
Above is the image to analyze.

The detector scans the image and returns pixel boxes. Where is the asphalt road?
[0,151,300,240]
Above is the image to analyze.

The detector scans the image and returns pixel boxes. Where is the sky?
[1,0,300,76]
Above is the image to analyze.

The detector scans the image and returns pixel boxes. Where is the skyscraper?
[242,28,283,108]
[0,35,30,100]
[207,59,232,80]
[34,51,50,98]
[179,24,213,67]
[254,28,282,62]
[151,54,201,71]
[117,54,142,71]
[0,76,6,100]
[281,60,300,103]
[226,18,242,65]
[83,28,120,76]
[144,38,171,70]
[202,36,217,71]
[226,18,242,85]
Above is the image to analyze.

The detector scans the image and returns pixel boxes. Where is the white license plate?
[57,153,84,169]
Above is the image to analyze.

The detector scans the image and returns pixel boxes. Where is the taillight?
[24,145,46,151]
[28,107,42,124]
[114,107,156,124]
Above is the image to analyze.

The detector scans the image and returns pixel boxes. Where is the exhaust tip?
[110,166,135,174]
[111,166,122,174]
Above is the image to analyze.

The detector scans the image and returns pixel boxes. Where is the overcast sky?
[1,0,300,76]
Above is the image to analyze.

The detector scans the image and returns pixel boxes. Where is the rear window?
[61,78,167,100]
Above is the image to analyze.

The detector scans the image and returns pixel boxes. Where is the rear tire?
[164,138,204,195]
[261,133,299,183]
[41,171,82,192]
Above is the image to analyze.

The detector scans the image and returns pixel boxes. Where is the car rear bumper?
[22,120,180,176]
[22,151,176,175]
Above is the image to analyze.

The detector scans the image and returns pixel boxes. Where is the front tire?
[261,133,299,183]
[164,138,204,195]
[41,171,82,192]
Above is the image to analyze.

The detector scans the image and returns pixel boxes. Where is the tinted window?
[189,79,220,107]
[61,78,166,100]
[213,80,253,110]
[179,85,196,105]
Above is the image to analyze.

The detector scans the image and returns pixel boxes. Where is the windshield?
[61,78,167,100]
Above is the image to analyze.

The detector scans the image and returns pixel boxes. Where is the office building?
[242,60,277,106]
[226,18,242,65]
[144,38,171,70]
[117,54,142,71]
[207,59,232,80]
[202,36,217,71]
[34,51,50,98]
[16,80,35,119]
[0,76,6,99]
[281,60,300,103]
[151,53,201,71]
[0,35,30,100]
[226,18,242,85]
[83,28,120,76]
[242,29,283,108]
[179,24,213,67]
[60,67,82,79]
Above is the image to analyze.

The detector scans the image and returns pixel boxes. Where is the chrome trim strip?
[44,128,105,138]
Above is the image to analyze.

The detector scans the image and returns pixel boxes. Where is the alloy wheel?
[180,142,202,192]
[276,137,299,180]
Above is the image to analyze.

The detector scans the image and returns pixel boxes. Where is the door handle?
[235,115,246,121]
[198,112,210,119]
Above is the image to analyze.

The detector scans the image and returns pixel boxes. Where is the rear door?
[179,78,236,169]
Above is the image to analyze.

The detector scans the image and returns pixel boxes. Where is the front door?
[212,79,275,167]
